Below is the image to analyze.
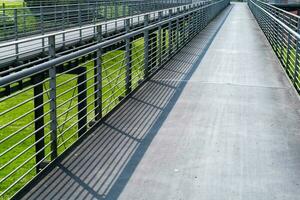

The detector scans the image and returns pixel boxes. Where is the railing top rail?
[250,0,300,38]
[258,0,300,19]
[0,0,229,197]
[0,0,218,87]
[0,0,178,10]
[0,1,206,48]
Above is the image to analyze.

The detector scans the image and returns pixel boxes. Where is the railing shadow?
[18,5,232,199]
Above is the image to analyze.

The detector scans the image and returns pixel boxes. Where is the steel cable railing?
[0,0,229,198]
[248,0,300,93]
[0,1,211,97]
[253,0,299,31]
[0,0,194,42]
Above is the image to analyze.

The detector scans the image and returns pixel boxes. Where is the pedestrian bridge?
[1,1,300,199]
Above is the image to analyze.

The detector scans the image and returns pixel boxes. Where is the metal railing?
[248,0,300,93]
[0,0,229,198]
[253,0,299,31]
[0,0,193,42]
[0,1,211,98]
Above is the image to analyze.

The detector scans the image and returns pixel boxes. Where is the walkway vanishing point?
[2,1,300,200]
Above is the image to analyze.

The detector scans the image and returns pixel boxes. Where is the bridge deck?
[18,3,300,200]
[0,9,171,69]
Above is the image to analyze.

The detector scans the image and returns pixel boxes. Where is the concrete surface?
[0,8,178,69]
[18,3,300,200]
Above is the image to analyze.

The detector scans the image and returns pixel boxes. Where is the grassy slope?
[0,38,146,199]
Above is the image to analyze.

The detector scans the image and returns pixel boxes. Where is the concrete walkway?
[18,3,300,200]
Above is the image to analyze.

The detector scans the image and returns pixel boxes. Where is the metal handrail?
[0,1,211,77]
[250,0,300,38]
[249,0,300,93]
[0,2,202,48]
[254,0,300,31]
[0,0,229,198]
[0,3,206,80]
[0,0,194,42]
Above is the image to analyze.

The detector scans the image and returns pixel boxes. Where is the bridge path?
[18,3,300,200]
[0,8,176,68]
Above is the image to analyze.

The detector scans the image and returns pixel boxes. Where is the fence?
[0,0,194,41]
[253,0,299,31]
[249,0,300,93]
[0,0,229,198]
[0,1,211,98]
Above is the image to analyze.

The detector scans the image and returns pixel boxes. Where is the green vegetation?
[0,0,130,40]
[0,37,147,199]
[269,40,300,91]
[0,1,24,8]
[0,0,37,39]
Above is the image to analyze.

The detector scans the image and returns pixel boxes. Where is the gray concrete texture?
[19,3,300,200]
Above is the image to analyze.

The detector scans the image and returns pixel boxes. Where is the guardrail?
[253,0,299,31]
[0,1,211,97]
[248,0,300,93]
[0,0,193,42]
[0,0,229,198]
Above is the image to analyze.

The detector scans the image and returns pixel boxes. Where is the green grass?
[0,1,24,8]
[0,2,130,40]
[0,0,38,40]
[0,22,179,198]
[268,39,300,91]
[0,37,147,199]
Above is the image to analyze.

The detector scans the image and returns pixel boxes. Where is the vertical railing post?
[279,24,285,64]
[114,0,118,24]
[104,2,107,20]
[293,19,300,90]
[2,3,6,38]
[176,8,180,51]
[62,6,66,48]
[79,4,83,44]
[14,9,18,40]
[158,11,163,66]
[95,1,99,22]
[40,6,44,35]
[92,3,95,28]
[114,1,118,29]
[95,25,102,121]
[40,6,45,55]
[192,5,196,36]
[33,72,45,173]
[67,4,70,26]
[273,12,279,54]
[183,6,187,43]
[122,0,126,17]
[104,2,108,33]
[125,19,132,95]
[197,5,201,32]
[286,33,292,74]
[200,2,204,31]
[293,39,300,91]
[168,9,173,57]
[189,5,194,39]
[48,35,58,160]
[77,66,87,137]
[187,5,192,40]
[144,14,149,79]
[54,4,57,27]
[23,9,26,35]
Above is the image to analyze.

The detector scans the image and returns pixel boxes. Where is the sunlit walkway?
[18,3,300,200]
